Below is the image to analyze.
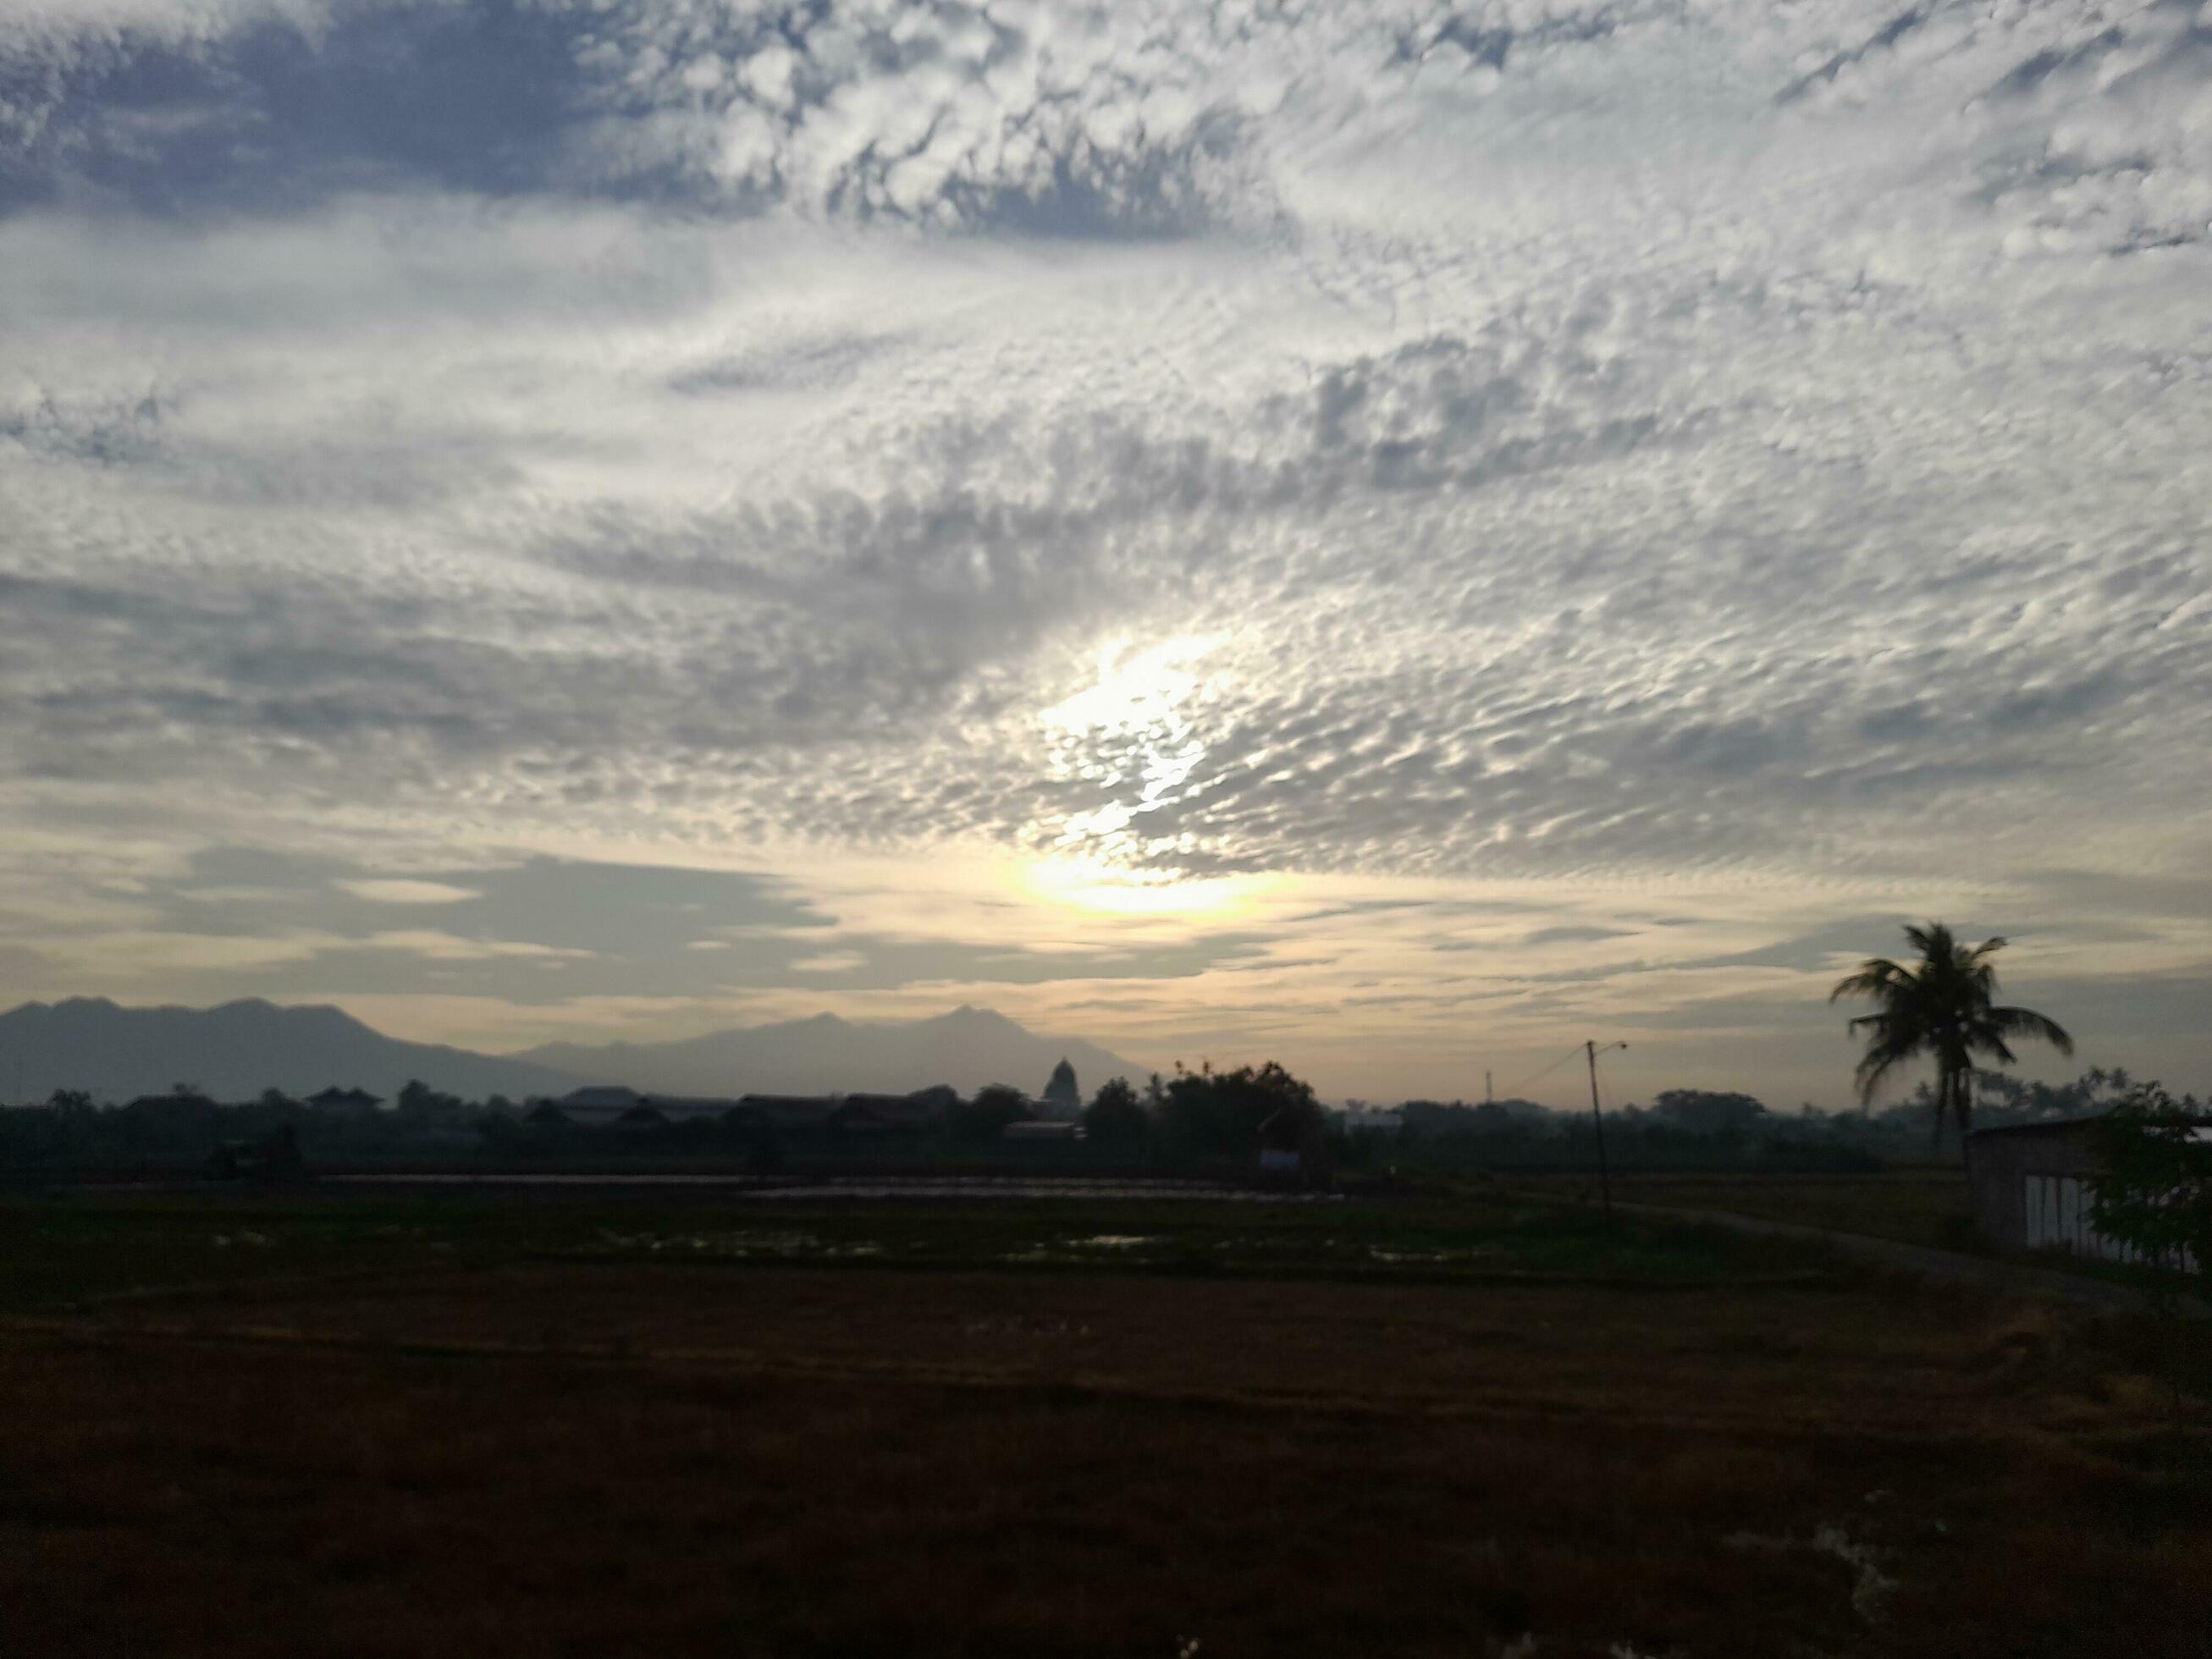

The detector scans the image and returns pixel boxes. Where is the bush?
[945,1085,1032,1146]
[1082,1078,1148,1148]
[2088,1082,2211,1294]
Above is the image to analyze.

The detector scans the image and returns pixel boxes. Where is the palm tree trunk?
[1946,1058,1972,1167]
[1929,1061,1969,1160]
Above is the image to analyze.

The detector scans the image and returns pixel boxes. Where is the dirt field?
[1,1192,2205,1658]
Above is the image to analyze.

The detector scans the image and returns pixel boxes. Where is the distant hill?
[0,998,577,1104]
[514,1005,1151,1100]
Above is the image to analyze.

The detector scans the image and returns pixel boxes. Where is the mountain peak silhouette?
[516,1005,1145,1098]
[0,997,572,1103]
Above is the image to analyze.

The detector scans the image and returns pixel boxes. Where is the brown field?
[3,1198,2207,1659]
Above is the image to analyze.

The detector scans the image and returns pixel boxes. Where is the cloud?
[788,950,868,975]
[2,209,2204,890]
[339,879,483,905]
[1524,925,1637,947]
[0,0,1290,232]
[363,929,593,962]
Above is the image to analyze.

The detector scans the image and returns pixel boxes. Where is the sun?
[1022,856,1260,921]
[1040,635,1220,741]
[1023,635,1255,919]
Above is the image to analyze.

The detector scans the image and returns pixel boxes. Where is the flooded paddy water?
[324,1172,1344,1203]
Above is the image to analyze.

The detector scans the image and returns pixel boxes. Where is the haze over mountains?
[515,1006,1147,1101]
[0,1000,1149,1105]
[0,999,574,1105]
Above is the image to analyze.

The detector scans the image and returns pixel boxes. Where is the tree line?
[0,1066,1332,1172]
[2,1061,2198,1176]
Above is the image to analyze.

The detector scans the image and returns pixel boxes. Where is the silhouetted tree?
[1082,1077,1147,1147]
[395,1078,465,1116]
[1651,1089,1768,1138]
[1160,1061,1321,1160]
[477,1111,527,1154]
[2088,1081,2212,1417]
[2088,1082,2211,1290]
[907,1084,960,1122]
[946,1084,1032,1145]
[1398,1099,1550,1143]
[1830,923,2073,1147]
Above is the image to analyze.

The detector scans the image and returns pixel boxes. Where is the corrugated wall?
[1970,1127,2198,1272]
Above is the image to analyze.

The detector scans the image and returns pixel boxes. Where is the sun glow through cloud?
[1042,637,1220,741]
[1021,855,1263,921]
[1041,635,1222,863]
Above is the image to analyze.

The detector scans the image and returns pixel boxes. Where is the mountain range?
[0,998,575,1104]
[515,1006,1148,1100]
[0,998,1149,1105]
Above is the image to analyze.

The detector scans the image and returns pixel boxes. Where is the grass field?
[3,1186,2206,1658]
[1567,1170,1979,1251]
[0,1187,1772,1309]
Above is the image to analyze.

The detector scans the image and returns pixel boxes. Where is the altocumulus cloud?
[0,0,2208,1094]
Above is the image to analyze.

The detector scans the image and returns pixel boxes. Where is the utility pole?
[1485,1070,1492,1107]
[1586,1039,1625,1225]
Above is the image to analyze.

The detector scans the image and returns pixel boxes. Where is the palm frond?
[1834,921,2071,1128]
[1831,924,2070,1133]
[1966,1028,2019,1066]
[1903,923,1947,960]
[1829,958,1908,1003]
[1989,1005,2075,1055]
[1847,1011,1926,1105]
[1853,1046,1915,1107]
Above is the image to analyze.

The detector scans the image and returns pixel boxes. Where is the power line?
[1498,1045,1586,1099]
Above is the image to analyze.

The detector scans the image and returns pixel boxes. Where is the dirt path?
[1618,1200,2208,1318]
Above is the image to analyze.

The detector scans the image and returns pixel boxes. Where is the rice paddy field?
[2,1184,2205,1658]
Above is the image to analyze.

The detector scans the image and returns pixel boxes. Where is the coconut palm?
[1829,923,2074,1148]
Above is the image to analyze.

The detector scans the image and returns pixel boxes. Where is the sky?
[2,0,2208,1108]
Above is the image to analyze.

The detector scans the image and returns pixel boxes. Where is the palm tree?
[1829,923,2074,1149]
